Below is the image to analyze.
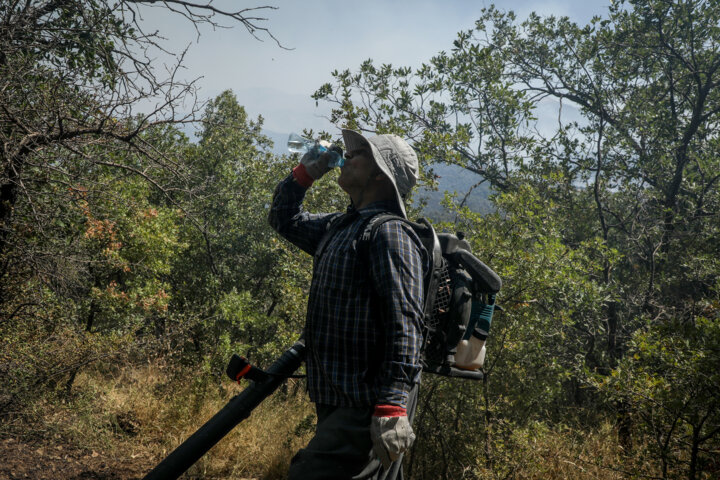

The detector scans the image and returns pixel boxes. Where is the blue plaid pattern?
[269,174,426,408]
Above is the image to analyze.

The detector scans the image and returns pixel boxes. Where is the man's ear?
[373,168,388,181]
[376,173,395,197]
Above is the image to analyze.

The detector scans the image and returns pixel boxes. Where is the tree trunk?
[688,426,700,480]
[0,162,19,305]
[483,373,492,470]
[0,165,19,247]
[617,400,633,453]
[86,300,98,332]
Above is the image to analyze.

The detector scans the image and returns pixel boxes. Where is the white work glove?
[300,140,342,180]
[370,405,416,469]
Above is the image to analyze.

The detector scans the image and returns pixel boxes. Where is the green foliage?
[312,8,535,193]
[601,306,720,479]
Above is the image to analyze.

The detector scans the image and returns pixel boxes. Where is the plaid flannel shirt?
[269,173,426,408]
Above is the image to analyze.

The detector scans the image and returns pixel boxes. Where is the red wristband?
[373,404,407,417]
[292,163,314,188]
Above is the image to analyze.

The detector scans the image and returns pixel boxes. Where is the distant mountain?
[415,163,493,222]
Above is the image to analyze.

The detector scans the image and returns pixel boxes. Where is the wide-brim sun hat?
[341,129,419,218]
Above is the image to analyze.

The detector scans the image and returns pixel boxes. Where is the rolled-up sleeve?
[369,221,425,407]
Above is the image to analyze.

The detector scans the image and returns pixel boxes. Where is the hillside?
[414,163,493,222]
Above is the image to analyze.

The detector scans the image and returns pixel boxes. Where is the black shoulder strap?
[355,212,403,260]
[314,212,354,261]
[356,214,442,320]
[314,210,396,263]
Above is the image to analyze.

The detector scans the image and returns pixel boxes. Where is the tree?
[0,0,289,420]
[167,90,304,366]
[605,312,720,480]
[0,0,281,310]
[311,7,536,194]
[147,90,350,370]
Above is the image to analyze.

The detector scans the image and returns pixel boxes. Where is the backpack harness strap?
[354,213,443,349]
[313,211,355,262]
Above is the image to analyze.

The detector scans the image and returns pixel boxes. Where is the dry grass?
[63,359,315,479]
[469,421,659,480]
[5,360,669,480]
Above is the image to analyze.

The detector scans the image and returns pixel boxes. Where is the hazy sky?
[139,0,611,140]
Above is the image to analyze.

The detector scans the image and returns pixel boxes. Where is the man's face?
[337,146,378,194]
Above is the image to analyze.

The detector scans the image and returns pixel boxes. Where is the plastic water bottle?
[287,133,344,167]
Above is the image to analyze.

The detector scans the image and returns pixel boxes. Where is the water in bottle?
[287,133,344,167]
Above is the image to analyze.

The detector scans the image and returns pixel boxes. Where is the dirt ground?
[0,437,155,480]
